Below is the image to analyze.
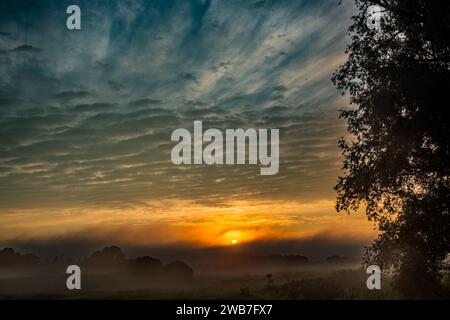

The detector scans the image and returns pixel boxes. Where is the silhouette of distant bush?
[0,246,196,285]
[163,260,193,281]
[325,255,349,264]
[85,245,126,271]
[0,248,40,269]
[262,254,308,265]
[127,256,163,274]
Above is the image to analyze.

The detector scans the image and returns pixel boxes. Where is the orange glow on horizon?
[0,199,377,247]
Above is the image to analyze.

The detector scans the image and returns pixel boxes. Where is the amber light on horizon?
[0,199,377,248]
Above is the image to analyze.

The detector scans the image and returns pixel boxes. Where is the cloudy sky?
[0,0,375,257]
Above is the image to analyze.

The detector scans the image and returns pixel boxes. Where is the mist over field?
[0,245,386,299]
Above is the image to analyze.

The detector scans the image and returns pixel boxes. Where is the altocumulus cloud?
[0,0,356,211]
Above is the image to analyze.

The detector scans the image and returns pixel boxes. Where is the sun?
[231,239,238,245]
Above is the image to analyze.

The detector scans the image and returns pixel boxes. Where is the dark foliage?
[0,246,192,281]
[163,260,194,281]
[0,248,40,269]
[127,256,163,274]
[333,0,450,298]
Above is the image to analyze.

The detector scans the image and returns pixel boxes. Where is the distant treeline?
[0,246,193,281]
[260,254,308,264]
[0,246,357,276]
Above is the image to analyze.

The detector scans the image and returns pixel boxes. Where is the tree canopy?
[333,0,450,298]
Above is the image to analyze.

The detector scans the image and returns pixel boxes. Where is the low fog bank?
[0,241,367,297]
[2,231,369,262]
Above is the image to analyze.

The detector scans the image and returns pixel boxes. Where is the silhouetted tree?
[127,256,163,274]
[326,255,349,264]
[163,260,193,281]
[48,254,77,273]
[262,254,308,265]
[333,0,450,298]
[85,245,126,271]
[0,248,40,270]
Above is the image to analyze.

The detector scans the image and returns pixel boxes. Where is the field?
[0,263,397,300]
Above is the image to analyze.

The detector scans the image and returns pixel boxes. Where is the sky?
[0,0,376,258]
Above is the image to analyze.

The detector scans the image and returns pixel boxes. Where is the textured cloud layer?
[0,1,365,246]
